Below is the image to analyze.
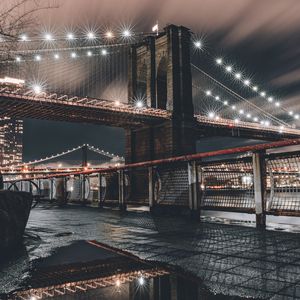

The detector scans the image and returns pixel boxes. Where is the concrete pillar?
[118,170,126,210]
[148,166,155,211]
[97,173,103,208]
[188,161,200,220]
[49,179,53,200]
[80,174,85,203]
[37,179,41,193]
[252,151,266,228]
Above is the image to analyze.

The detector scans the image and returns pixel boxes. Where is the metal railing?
[4,138,300,227]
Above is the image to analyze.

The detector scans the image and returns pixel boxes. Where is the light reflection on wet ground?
[1,204,300,299]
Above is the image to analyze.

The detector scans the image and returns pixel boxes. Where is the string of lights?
[191,63,289,127]
[214,57,299,121]
[195,85,285,131]
[191,35,298,127]
[11,48,113,64]
[0,28,156,44]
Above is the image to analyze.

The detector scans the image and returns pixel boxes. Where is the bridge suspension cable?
[191,63,290,128]
[214,57,298,121]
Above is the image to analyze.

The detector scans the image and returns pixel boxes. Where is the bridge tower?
[126,24,196,163]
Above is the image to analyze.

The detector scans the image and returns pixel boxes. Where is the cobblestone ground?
[1,204,300,299]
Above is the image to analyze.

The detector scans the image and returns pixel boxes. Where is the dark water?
[1,204,300,299]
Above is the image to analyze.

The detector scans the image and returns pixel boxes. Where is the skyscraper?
[0,117,23,166]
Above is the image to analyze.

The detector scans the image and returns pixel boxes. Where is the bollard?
[252,151,266,229]
[80,174,86,203]
[97,173,103,208]
[148,166,155,212]
[188,161,200,220]
[118,170,126,211]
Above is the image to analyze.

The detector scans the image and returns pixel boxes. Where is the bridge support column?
[97,173,103,208]
[118,170,126,211]
[252,151,266,229]
[148,166,155,211]
[188,161,200,220]
[80,174,86,203]
[49,179,53,201]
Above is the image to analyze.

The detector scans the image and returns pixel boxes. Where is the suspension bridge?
[1,24,299,145]
[1,143,124,175]
[2,24,300,227]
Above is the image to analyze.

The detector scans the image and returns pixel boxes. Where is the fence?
[4,139,300,227]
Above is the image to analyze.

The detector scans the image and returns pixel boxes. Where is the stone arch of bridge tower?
[156,56,168,109]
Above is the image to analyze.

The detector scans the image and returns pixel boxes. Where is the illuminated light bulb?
[246,113,251,118]
[71,52,77,58]
[215,96,220,100]
[252,86,258,91]
[101,49,108,55]
[275,102,280,107]
[223,100,228,105]
[225,65,232,72]
[295,114,299,120]
[235,73,242,79]
[205,90,211,96]
[231,105,236,110]
[115,100,120,106]
[136,101,143,108]
[32,85,42,94]
[16,56,21,62]
[253,117,258,122]
[44,33,53,41]
[87,51,92,56]
[239,109,244,114]
[87,32,95,39]
[265,121,270,126]
[30,296,37,300]
[215,115,220,120]
[243,79,250,86]
[234,118,239,123]
[122,29,131,37]
[105,31,114,38]
[54,53,60,60]
[35,55,41,61]
[138,277,145,285]
[289,111,294,116]
[216,58,223,65]
[116,279,121,287]
[279,125,284,133]
[67,33,74,40]
[267,97,273,102]
[194,41,202,48]
[20,34,27,41]
[260,91,266,97]
[208,112,215,118]
[58,163,62,168]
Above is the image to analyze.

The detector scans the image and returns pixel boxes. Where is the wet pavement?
[1,204,300,299]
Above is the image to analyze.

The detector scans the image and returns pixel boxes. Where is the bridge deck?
[1,87,300,139]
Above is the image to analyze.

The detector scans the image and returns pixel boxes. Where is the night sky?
[22,0,300,161]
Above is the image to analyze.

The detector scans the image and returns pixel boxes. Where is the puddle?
[5,241,243,300]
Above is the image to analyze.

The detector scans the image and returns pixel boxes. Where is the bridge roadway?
[1,86,300,139]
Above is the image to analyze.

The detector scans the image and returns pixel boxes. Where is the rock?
[0,191,32,252]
